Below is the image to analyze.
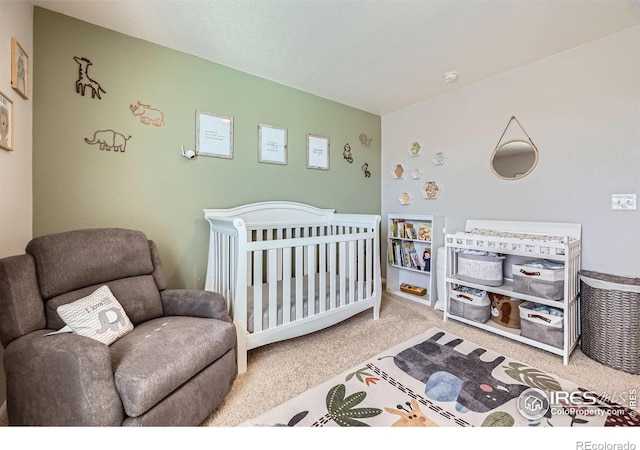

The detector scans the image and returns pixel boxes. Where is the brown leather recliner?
[0,228,236,426]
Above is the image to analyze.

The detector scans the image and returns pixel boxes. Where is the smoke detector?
[443,71,459,83]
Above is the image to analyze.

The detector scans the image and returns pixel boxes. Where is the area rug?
[240,328,639,427]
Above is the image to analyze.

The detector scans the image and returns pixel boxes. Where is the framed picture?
[258,123,287,165]
[11,38,29,100]
[196,110,234,158]
[0,91,14,151]
[306,133,330,170]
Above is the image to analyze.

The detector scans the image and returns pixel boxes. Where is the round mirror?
[490,139,538,180]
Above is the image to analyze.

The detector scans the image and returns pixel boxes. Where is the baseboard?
[0,400,7,426]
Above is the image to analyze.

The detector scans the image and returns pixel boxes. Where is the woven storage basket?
[579,270,640,374]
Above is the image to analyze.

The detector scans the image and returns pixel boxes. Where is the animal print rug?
[240,328,639,427]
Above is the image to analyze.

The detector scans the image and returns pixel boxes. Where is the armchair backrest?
[0,228,167,347]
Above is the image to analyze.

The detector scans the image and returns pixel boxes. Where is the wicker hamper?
[579,270,640,374]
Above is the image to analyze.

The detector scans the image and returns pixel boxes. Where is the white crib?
[204,201,382,373]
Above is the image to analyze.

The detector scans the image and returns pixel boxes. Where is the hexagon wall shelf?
[392,164,405,179]
[411,168,423,179]
[409,142,422,157]
[422,181,440,199]
[433,152,447,166]
[399,192,412,205]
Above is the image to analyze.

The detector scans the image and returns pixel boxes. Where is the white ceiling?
[32,0,640,115]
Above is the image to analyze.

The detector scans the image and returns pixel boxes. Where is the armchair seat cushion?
[110,316,236,418]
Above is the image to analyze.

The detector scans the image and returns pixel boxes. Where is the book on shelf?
[393,241,402,266]
[396,220,406,238]
[402,241,422,270]
[417,222,432,241]
[405,223,417,239]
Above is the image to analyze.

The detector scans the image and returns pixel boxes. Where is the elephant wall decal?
[85,129,131,152]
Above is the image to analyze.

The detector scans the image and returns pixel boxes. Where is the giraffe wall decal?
[73,56,106,99]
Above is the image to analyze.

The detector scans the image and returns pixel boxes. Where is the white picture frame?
[196,110,234,158]
[307,133,330,170]
[0,90,14,151]
[258,123,288,165]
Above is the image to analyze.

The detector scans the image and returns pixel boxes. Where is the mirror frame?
[490,139,539,181]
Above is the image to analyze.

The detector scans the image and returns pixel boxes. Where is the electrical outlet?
[611,194,637,210]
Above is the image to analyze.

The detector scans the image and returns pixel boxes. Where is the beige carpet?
[202,293,640,427]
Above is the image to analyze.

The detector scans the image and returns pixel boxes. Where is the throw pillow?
[56,285,134,345]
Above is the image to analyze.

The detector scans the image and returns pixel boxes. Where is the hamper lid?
[579,270,640,293]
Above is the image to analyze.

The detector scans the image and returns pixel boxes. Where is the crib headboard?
[204,201,336,228]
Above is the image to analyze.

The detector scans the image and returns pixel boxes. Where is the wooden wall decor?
[130,101,166,126]
[409,142,421,156]
[74,56,107,99]
[359,133,372,148]
[362,162,371,178]
[343,143,353,163]
[11,38,29,100]
[85,129,131,152]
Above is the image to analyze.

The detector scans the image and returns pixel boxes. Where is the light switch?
[611,194,637,210]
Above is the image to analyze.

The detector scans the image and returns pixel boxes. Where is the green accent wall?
[33,8,381,289]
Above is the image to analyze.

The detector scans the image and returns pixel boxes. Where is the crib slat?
[253,250,263,333]
[348,240,356,304]
[307,244,316,316]
[319,241,327,313]
[268,249,278,329]
[282,246,292,324]
[276,228,283,281]
[295,245,304,320]
[339,241,346,306]
[329,242,337,309]
[366,235,372,298]
[358,238,364,301]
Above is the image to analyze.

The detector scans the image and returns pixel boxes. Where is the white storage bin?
[457,252,505,286]
[519,301,564,348]
[513,262,564,300]
[448,287,490,323]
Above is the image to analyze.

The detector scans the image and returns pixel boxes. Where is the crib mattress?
[244,273,358,333]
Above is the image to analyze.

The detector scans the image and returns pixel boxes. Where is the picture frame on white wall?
[11,38,29,100]
[258,123,287,165]
[306,133,330,170]
[0,90,14,151]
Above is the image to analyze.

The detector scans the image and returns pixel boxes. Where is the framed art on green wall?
[258,123,287,165]
[307,133,330,170]
[196,110,234,158]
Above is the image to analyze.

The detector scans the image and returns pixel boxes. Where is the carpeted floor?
[202,293,640,427]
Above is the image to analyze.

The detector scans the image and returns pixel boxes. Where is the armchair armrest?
[160,289,231,322]
[4,330,124,426]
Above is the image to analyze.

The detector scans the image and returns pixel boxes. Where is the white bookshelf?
[386,214,444,306]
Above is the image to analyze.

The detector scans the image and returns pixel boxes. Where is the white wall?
[0,0,33,414]
[382,26,639,279]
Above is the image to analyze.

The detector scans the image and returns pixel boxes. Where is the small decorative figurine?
[362,162,371,178]
[359,133,372,148]
[343,143,353,163]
